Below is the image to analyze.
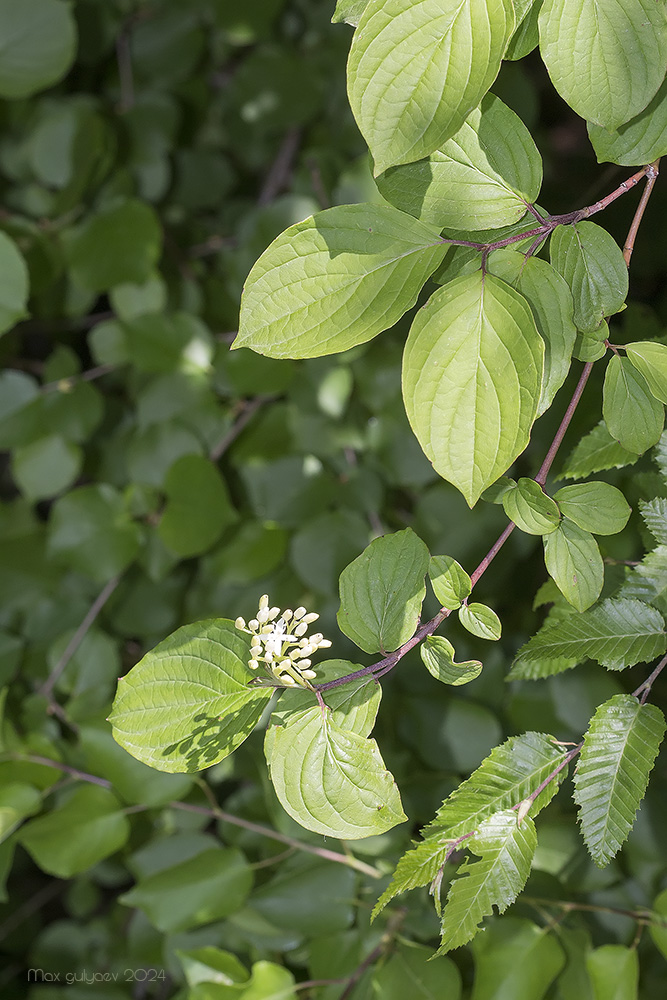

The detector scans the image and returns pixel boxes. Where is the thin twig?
[41,364,117,394]
[0,881,64,943]
[209,396,275,462]
[337,910,406,1000]
[534,362,595,486]
[116,24,135,113]
[632,652,667,704]
[258,127,301,206]
[623,159,660,267]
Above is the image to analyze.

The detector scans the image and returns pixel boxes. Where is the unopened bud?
[293,607,306,620]
[294,622,308,636]
[259,595,269,610]
[302,612,319,625]
[235,617,246,630]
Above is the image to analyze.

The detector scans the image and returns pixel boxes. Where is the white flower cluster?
[235,595,332,689]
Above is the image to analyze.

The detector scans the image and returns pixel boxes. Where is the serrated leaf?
[544,520,603,611]
[639,498,667,545]
[603,355,665,454]
[502,477,561,535]
[268,707,406,838]
[337,528,429,653]
[110,620,272,773]
[554,481,631,535]
[550,222,628,332]
[619,546,667,613]
[459,603,502,640]
[437,810,537,952]
[511,598,667,671]
[376,94,542,230]
[626,341,667,405]
[429,555,472,610]
[403,272,543,507]
[539,0,667,130]
[574,694,666,866]
[234,204,446,359]
[487,249,577,416]
[420,636,482,685]
[348,0,515,174]
[589,76,667,167]
[559,421,640,480]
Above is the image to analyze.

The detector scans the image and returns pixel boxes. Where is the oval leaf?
[589,77,667,167]
[158,454,237,558]
[502,477,561,535]
[603,355,664,455]
[626,340,667,405]
[554,482,631,535]
[0,232,29,336]
[429,555,472,610]
[0,0,78,99]
[549,222,628,332]
[543,520,603,611]
[420,636,482,685]
[458,603,502,640]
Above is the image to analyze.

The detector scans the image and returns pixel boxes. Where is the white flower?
[234,595,331,689]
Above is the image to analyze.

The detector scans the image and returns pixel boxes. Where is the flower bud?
[294,622,308,636]
[302,612,319,625]
[235,617,246,630]
[293,607,307,620]
[259,595,269,610]
[248,619,259,631]
[257,608,270,624]
[248,660,259,670]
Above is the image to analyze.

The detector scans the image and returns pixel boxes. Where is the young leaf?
[234,204,447,359]
[543,520,603,611]
[347,0,515,174]
[639,498,667,546]
[573,695,666,866]
[459,603,502,641]
[502,477,561,535]
[603,356,664,454]
[559,421,640,480]
[538,0,667,130]
[109,620,272,773]
[268,707,406,838]
[429,555,472,610]
[589,77,667,167]
[626,341,667,404]
[376,94,542,231]
[549,222,628,332]
[403,272,543,507]
[553,482,631,535]
[437,810,537,953]
[337,528,429,654]
[420,636,482,686]
[511,598,667,671]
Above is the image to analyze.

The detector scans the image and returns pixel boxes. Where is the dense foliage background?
[2,1,667,997]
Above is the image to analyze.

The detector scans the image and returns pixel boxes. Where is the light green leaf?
[459,603,502,640]
[586,945,638,1000]
[538,0,667,130]
[574,695,666,866]
[65,199,163,293]
[486,249,577,415]
[0,0,77,99]
[511,598,667,671]
[337,527,429,653]
[437,810,537,953]
[506,0,543,60]
[429,555,472,610]
[573,321,611,363]
[559,421,640,480]
[603,355,665,454]
[158,455,237,558]
[481,476,516,504]
[403,272,543,507]
[589,77,667,167]
[347,0,515,174]
[17,785,130,878]
[554,481,631,535]
[0,783,41,845]
[649,887,667,962]
[543,519,603,611]
[234,204,446,359]
[420,636,482,685]
[110,619,272,773]
[239,961,297,1000]
[177,946,249,990]
[268,707,406,838]
[376,94,542,230]
[373,941,462,1000]
[619,546,667,615]
[332,0,369,26]
[626,341,667,404]
[550,222,628,332]
[502,477,561,535]
[470,917,566,1000]
[639,498,667,545]
[0,232,29,336]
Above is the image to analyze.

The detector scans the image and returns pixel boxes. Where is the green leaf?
[626,341,667,404]
[459,603,502,641]
[158,455,237,558]
[470,917,566,1000]
[0,0,77,99]
[332,0,368,26]
[0,783,41,845]
[376,94,542,230]
[429,555,472,610]
[550,222,628,332]
[559,421,640,480]
[402,272,543,507]
[603,355,665,454]
[538,0,667,130]
[511,598,667,672]
[177,946,249,990]
[337,527,429,653]
[109,619,272,773]
[649,887,667,962]
[268,707,406,838]
[65,199,163,293]
[251,856,356,936]
[586,945,638,1000]
[12,435,82,502]
[486,249,577,416]
[234,204,446,359]
[373,941,462,1000]
[502,478,561,535]
[17,785,130,878]
[639,498,667,545]
[574,694,666,866]
[506,0,543,60]
[543,520,603,611]
[0,232,29,335]
[553,482,631,535]
[437,810,537,953]
[589,77,667,167]
[347,0,515,174]
[619,546,667,614]
[420,636,482,686]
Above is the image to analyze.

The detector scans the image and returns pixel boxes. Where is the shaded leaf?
[470,917,566,1000]
[589,77,667,167]
[626,340,667,404]
[554,481,631,535]
[502,477,561,535]
[0,0,77,99]
[603,355,664,454]
[420,636,482,686]
[459,603,502,640]
[559,421,640,480]
[543,519,603,611]
[549,222,628,332]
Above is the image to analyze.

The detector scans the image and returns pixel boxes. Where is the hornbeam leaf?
[376,94,542,231]
[437,810,537,952]
[543,520,603,611]
[603,356,664,455]
[109,620,272,773]
[589,77,667,167]
[268,708,406,839]
[639,499,667,546]
[402,272,543,507]
[574,695,666,866]
[559,421,640,480]
[512,598,667,672]
[234,204,447,359]
[539,0,667,130]
[619,546,667,613]
[347,0,515,174]
[549,222,628,333]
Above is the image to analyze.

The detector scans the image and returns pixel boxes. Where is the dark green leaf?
[550,222,628,332]
[158,455,237,558]
[470,917,566,1000]
[554,481,631,535]
[0,0,77,99]
[586,945,638,1000]
[0,232,29,335]
[48,484,141,582]
[65,199,163,292]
